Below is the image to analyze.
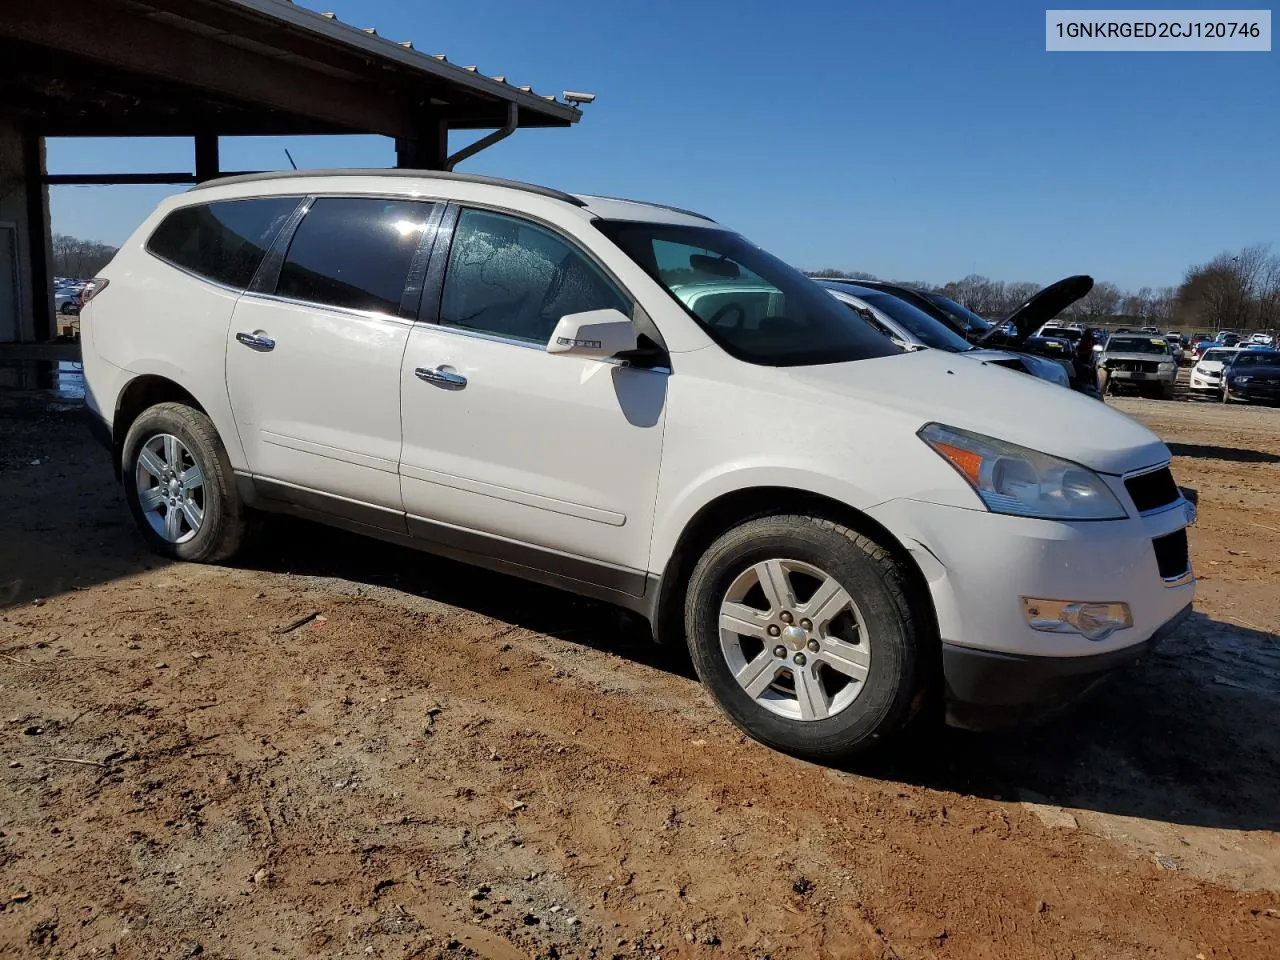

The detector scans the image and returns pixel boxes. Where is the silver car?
[1098,334,1178,399]
[818,282,1070,387]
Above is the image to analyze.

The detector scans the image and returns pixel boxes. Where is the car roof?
[187,168,715,227]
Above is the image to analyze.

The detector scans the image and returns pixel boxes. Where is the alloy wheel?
[718,558,871,721]
[134,433,205,543]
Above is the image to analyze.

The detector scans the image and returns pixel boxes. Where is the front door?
[399,207,667,590]
[226,196,435,522]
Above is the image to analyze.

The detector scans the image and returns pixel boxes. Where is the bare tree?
[51,234,119,280]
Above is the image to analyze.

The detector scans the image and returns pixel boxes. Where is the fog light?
[1022,598,1132,641]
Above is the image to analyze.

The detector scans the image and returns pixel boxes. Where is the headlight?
[1233,375,1251,383]
[1158,361,1175,370]
[919,424,1127,520]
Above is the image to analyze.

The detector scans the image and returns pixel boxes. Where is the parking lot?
[1,378,1278,959]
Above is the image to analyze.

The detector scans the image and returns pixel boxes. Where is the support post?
[194,133,220,182]
[395,118,448,170]
[21,127,52,343]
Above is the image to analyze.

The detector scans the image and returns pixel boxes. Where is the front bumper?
[1188,374,1221,392]
[865,496,1195,720]
[1226,381,1280,403]
[942,603,1192,726]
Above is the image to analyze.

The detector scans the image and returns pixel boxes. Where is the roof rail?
[191,168,587,206]
[579,194,716,223]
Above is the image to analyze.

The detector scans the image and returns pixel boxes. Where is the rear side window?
[146,197,301,289]
[275,197,433,315]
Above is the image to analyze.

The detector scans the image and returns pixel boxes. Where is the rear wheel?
[684,515,925,760]
[121,402,248,563]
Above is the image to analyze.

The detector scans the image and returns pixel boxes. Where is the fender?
[116,357,248,471]
[647,461,890,574]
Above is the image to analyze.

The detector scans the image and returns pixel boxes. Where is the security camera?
[562,91,596,105]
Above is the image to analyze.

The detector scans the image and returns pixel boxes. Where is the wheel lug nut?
[793,652,806,666]
[767,624,780,637]
[807,640,819,652]
[800,618,812,631]
[780,611,793,624]
[773,645,786,658]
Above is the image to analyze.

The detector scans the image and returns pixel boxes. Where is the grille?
[1152,529,1190,580]
[1125,467,1179,513]
[1108,359,1160,373]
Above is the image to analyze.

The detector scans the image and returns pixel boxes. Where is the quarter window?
[146,197,301,289]
[438,208,630,344]
[275,198,434,315]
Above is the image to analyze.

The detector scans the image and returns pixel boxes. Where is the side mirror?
[546,308,638,360]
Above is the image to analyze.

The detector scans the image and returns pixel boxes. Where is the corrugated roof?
[232,0,582,124]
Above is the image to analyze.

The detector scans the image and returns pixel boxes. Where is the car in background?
[1188,346,1241,397]
[826,275,1097,393]
[1215,331,1242,347]
[816,281,1070,387]
[1097,334,1178,399]
[1140,326,1160,334]
[54,283,84,315]
[1222,350,1280,404]
[1247,332,1275,346]
[1034,322,1083,346]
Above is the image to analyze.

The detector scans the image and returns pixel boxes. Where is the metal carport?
[0,0,586,343]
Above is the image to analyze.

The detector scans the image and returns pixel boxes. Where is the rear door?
[225,196,437,526]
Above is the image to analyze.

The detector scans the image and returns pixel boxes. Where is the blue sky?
[47,0,1277,290]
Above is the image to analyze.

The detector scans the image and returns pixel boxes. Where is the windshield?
[1107,337,1168,354]
[1231,351,1280,367]
[920,292,994,336]
[1039,326,1083,342]
[1201,349,1236,363]
[595,221,900,365]
[856,291,973,353]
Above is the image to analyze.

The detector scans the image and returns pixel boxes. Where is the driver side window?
[438,208,630,345]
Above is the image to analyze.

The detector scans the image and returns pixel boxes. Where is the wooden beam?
[2,0,413,138]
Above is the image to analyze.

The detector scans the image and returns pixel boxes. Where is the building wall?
[0,117,52,343]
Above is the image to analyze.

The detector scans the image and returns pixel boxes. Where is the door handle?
[236,331,276,351]
[415,365,467,389]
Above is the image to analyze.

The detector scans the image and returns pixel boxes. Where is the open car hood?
[980,275,1093,345]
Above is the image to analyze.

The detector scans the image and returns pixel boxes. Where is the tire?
[684,515,925,761]
[121,402,248,563]
[1160,382,1175,401]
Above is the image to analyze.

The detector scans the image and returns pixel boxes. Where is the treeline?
[52,234,119,280]
[809,243,1280,332]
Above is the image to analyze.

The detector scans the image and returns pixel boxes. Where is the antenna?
[284,148,298,171]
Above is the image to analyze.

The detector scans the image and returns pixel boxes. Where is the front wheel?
[121,402,248,563]
[684,515,926,760]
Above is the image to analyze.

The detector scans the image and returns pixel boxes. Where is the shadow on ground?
[1167,442,1280,464]
[245,519,1280,834]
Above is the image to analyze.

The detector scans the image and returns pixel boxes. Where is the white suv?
[80,170,1195,758]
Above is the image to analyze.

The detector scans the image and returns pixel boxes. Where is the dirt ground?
[1,380,1278,959]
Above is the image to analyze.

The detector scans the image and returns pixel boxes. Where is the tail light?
[79,278,109,305]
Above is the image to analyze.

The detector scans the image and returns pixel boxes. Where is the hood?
[783,350,1168,475]
[980,275,1093,345]
[1230,363,1280,376]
